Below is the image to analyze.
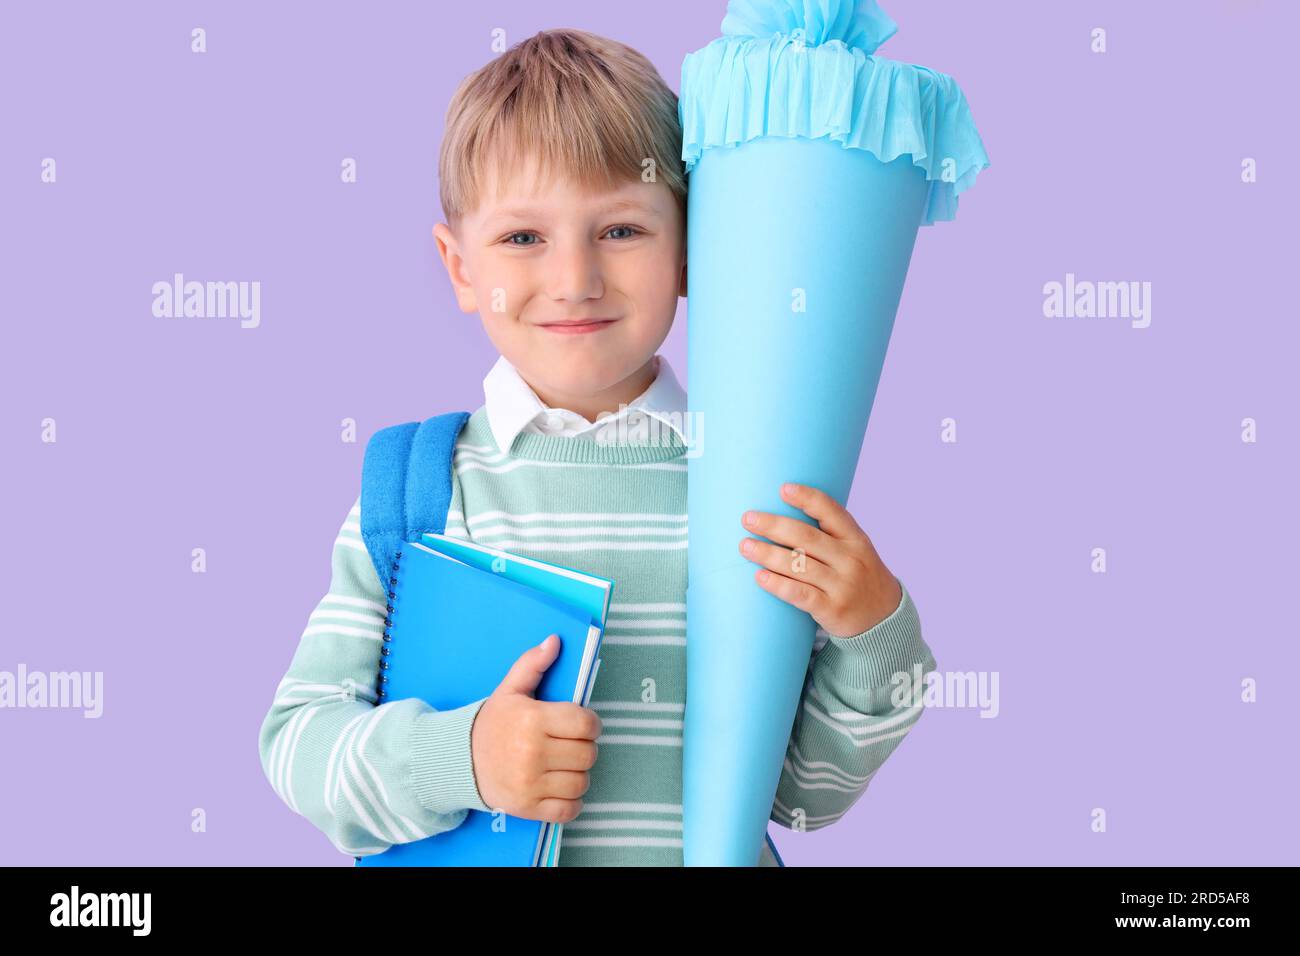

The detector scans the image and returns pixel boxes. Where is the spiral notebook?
[418,532,615,866]
[354,536,612,867]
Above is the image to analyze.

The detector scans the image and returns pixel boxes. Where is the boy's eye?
[500,225,644,247]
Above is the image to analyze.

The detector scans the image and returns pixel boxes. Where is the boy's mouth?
[537,318,618,335]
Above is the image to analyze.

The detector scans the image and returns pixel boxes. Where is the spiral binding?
[376,547,402,701]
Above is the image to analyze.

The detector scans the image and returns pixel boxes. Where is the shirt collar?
[483,353,689,454]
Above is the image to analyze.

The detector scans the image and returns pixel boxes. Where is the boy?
[258,27,937,866]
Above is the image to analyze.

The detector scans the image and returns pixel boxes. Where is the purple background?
[2,0,1296,866]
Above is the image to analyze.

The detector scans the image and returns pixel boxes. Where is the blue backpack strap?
[360,410,471,604]
[404,410,472,539]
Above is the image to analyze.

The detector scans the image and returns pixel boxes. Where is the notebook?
[354,539,608,867]
[419,533,615,865]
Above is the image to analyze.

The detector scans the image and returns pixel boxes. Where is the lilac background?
[2,0,1296,866]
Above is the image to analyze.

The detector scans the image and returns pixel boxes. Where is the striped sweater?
[258,406,938,865]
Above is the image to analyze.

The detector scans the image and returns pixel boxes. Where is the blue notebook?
[419,533,614,865]
[354,540,605,867]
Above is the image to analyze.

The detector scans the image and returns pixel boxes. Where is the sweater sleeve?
[257,492,494,859]
[768,578,937,833]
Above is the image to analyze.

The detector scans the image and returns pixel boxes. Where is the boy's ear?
[432,222,478,314]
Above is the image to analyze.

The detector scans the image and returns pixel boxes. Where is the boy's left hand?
[739,482,903,638]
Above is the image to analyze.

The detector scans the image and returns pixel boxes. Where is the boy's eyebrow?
[483,198,661,227]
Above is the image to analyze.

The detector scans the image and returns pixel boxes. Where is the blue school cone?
[678,0,989,865]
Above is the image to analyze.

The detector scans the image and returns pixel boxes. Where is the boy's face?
[433,155,685,409]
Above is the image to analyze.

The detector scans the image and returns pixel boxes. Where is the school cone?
[678,0,989,864]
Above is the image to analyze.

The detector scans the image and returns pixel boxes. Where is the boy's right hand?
[470,634,601,824]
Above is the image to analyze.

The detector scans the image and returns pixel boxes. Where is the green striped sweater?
[258,407,938,865]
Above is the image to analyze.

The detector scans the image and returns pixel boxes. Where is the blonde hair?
[438,28,686,232]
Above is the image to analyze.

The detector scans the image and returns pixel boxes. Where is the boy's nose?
[546,243,605,303]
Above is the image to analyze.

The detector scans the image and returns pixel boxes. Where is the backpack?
[358,410,786,868]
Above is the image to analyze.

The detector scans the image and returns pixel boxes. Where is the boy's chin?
[530,355,637,395]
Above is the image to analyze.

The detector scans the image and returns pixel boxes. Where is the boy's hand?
[471,634,601,824]
[739,482,903,638]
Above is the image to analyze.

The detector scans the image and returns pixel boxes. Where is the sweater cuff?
[408,697,493,815]
[818,580,934,689]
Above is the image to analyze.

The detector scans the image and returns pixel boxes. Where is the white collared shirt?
[482,353,689,454]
